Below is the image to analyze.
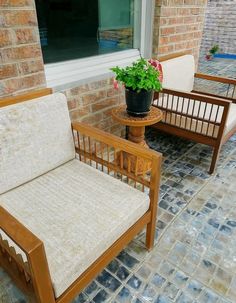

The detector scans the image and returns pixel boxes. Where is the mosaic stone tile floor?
[1,58,236,303]
[194,54,236,97]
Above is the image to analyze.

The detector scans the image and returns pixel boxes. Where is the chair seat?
[154,95,236,137]
[0,159,149,298]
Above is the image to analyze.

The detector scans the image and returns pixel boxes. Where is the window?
[36,0,142,64]
[37,0,155,90]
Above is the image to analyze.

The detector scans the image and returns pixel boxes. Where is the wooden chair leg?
[209,145,221,174]
[145,221,156,251]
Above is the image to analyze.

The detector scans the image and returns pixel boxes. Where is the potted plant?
[205,44,219,60]
[111,58,163,117]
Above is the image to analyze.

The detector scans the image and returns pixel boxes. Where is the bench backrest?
[0,93,75,194]
[161,54,195,92]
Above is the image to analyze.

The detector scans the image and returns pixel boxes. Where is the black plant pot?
[125,89,154,117]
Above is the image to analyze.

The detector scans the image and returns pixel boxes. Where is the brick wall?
[200,0,236,55]
[0,0,207,135]
[153,0,207,62]
[0,0,46,97]
[64,79,125,136]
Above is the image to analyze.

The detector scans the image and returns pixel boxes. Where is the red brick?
[0,29,12,47]
[15,28,37,44]
[0,0,33,6]
[67,99,77,110]
[177,8,191,15]
[69,106,90,121]
[70,84,89,95]
[82,91,106,106]
[184,16,196,24]
[159,36,169,45]
[158,45,174,54]
[18,59,44,75]
[169,34,183,43]
[168,17,184,25]
[160,26,175,35]
[89,79,108,90]
[81,113,103,125]
[1,45,42,63]
[161,7,177,17]
[1,10,37,27]
[20,72,46,89]
[0,63,17,80]
[91,97,119,112]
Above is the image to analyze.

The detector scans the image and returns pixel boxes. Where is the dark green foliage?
[111,58,162,92]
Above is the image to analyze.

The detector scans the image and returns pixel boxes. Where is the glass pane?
[35,0,141,64]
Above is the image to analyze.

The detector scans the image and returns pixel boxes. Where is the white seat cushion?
[161,55,195,92]
[0,93,75,194]
[0,159,150,297]
[154,95,236,137]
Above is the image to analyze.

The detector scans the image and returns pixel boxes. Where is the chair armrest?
[194,73,236,102]
[0,206,55,302]
[0,206,42,254]
[195,73,236,85]
[72,121,162,197]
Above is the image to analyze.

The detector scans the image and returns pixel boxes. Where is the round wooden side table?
[111,105,163,174]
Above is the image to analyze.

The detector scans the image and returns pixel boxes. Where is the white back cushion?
[161,55,195,92]
[0,93,75,194]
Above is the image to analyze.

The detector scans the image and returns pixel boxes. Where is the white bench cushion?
[154,95,236,137]
[0,93,75,194]
[0,159,150,297]
[161,55,195,92]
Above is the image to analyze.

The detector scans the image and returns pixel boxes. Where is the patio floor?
[1,57,236,303]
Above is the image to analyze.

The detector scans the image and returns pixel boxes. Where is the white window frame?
[44,0,155,91]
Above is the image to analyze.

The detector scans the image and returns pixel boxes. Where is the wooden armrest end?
[0,206,42,255]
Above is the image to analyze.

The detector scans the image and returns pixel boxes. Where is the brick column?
[200,0,236,55]
[0,0,46,97]
[153,0,207,63]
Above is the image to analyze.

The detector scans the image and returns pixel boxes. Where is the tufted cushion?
[154,95,236,137]
[0,159,150,297]
[0,93,75,194]
[161,55,195,92]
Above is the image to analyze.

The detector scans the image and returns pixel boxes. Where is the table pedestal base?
[123,126,151,175]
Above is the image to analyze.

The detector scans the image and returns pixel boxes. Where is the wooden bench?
[0,89,161,303]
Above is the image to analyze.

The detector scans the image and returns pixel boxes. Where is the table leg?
[122,126,151,175]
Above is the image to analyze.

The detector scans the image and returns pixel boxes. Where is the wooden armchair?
[152,54,236,174]
[0,89,161,303]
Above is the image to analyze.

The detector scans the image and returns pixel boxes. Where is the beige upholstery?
[154,95,236,137]
[161,55,195,92]
[0,93,75,194]
[0,159,150,297]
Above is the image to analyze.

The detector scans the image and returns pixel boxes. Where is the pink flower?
[148,59,163,83]
[113,79,119,89]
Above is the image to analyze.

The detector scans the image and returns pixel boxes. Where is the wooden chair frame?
[0,89,162,303]
[152,55,236,174]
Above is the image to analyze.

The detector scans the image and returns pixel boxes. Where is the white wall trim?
[45,49,141,91]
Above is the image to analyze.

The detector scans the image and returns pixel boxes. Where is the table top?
[111,105,163,127]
